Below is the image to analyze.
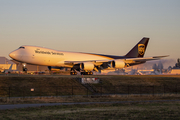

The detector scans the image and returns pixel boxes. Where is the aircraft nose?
[9,51,16,59]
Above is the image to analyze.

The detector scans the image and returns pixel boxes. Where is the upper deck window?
[19,46,25,49]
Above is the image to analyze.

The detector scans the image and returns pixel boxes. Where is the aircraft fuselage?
[9,46,113,67]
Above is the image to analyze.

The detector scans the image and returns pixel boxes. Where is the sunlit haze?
[1,0,180,62]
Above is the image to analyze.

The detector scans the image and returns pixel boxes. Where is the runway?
[1,99,180,110]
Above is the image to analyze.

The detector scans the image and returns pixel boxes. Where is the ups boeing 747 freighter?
[9,37,168,75]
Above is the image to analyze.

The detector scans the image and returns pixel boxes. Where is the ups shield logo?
[138,44,145,55]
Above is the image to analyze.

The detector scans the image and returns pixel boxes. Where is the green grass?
[1,101,180,120]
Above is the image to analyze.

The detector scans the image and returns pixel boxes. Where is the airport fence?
[0,85,180,98]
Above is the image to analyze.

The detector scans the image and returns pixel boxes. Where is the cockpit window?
[19,46,25,49]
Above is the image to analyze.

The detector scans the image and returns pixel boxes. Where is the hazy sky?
[1,0,180,60]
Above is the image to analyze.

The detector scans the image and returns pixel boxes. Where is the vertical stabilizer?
[125,37,149,58]
[9,64,13,70]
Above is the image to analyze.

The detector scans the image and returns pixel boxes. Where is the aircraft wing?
[64,59,110,66]
[64,55,169,65]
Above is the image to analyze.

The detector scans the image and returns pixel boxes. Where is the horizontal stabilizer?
[124,55,169,63]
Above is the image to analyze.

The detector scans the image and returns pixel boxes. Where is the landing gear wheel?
[70,72,77,75]
[81,72,93,75]
[81,72,85,75]
[89,71,93,75]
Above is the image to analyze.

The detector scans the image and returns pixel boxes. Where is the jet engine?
[80,62,94,71]
[111,60,125,69]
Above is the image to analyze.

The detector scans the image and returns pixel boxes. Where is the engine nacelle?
[111,60,125,69]
[80,62,94,71]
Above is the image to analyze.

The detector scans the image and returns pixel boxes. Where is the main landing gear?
[70,68,93,75]
[80,71,93,75]
[70,71,77,75]
[70,68,77,75]
[70,71,93,75]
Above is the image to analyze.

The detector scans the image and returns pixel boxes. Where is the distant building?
[171,69,180,74]
[0,56,49,73]
[0,57,17,72]
[0,57,14,64]
[171,58,180,74]
[11,60,48,72]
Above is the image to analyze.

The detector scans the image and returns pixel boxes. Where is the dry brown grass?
[1,75,180,103]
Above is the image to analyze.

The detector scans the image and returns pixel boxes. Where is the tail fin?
[8,64,13,70]
[125,37,149,58]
